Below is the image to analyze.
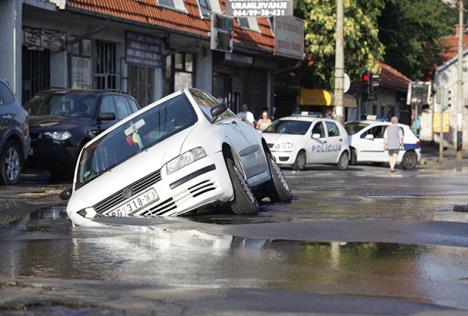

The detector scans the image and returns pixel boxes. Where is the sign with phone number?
[225,0,293,17]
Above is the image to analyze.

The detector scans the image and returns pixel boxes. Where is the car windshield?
[263,120,311,135]
[76,94,197,189]
[345,122,369,135]
[25,92,98,119]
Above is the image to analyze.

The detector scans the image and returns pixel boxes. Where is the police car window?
[263,120,311,135]
[362,125,385,139]
[312,122,325,138]
[326,121,340,137]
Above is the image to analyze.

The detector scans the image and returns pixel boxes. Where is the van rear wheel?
[0,141,22,185]
[267,154,293,203]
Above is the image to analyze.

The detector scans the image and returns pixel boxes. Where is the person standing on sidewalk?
[384,116,403,172]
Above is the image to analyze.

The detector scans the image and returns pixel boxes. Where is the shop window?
[238,17,260,32]
[165,52,195,95]
[22,47,50,102]
[158,0,187,12]
[128,65,154,106]
[94,41,117,90]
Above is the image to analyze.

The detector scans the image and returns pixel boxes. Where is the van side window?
[0,82,15,105]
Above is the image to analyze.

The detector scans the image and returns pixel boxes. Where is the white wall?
[195,47,212,93]
[0,0,22,100]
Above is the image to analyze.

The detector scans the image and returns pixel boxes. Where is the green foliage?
[295,0,385,88]
[378,0,458,80]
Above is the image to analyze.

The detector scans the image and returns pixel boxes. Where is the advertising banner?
[226,0,293,17]
[274,16,304,60]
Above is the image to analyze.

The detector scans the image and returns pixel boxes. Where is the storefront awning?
[299,88,356,108]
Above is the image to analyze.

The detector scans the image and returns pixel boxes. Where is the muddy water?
[1,207,468,311]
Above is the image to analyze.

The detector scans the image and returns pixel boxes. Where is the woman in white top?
[256,111,272,131]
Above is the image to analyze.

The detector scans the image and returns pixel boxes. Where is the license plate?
[107,188,159,217]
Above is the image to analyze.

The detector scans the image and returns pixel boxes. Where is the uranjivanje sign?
[226,0,293,17]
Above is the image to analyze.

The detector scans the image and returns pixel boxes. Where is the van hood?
[70,125,196,209]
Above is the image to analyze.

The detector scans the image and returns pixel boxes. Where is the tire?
[336,151,349,171]
[0,141,22,185]
[401,151,417,170]
[225,157,259,215]
[350,148,357,165]
[267,154,293,203]
[292,150,306,171]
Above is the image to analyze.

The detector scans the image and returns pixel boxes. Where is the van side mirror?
[98,112,116,121]
[365,134,375,140]
[312,133,321,139]
[60,187,72,201]
[210,102,228,123]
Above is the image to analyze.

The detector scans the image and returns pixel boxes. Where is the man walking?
[384,116,403,172]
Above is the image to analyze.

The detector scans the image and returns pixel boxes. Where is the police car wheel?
[292,151,306,171]
[267,154,293,203]
[337,152,349,171]
[225,157,259,215]
[401,151,417,170]
[350,148,357,165]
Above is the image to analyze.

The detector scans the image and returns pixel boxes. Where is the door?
[359,125,386,162]
[308,121,328,163]
[0,82,17,142]
[324,121,344,162]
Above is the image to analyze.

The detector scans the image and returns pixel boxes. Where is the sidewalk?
[421,141,468,169]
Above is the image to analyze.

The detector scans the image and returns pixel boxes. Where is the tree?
[378,0,458,80]
[295,0,385,88]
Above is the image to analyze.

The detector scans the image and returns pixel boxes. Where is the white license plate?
[107,188,159,217]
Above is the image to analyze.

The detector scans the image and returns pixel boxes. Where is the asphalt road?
[1,162,468,315]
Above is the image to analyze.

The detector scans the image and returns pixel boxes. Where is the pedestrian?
[384,116,403,172]
[237,104,255,127]
[411,113,421,138]
[256,110,272,131]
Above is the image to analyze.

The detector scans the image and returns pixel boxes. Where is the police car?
[261,115,350,171]
[64,89,292,227]
[345,120,421,169]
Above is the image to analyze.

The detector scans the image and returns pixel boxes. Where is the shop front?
[299,88,357,120]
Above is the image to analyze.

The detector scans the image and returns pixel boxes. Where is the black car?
[0,79,31,185]
[25,89,140,178]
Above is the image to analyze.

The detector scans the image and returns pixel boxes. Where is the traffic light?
[361,70,370,100]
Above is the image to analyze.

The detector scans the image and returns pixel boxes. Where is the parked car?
[24,89,140,178]
[65,89,292,227]
[0,79,31,185]
[345,120,421,169]
[261,115,351,171]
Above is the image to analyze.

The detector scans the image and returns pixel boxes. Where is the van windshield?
[76,94,197,189]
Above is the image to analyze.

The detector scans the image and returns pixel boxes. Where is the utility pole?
[456,0,465,160]
[334,0,344,123]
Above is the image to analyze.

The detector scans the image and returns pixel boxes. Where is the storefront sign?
[224,53,253,65]
[23,27,65,51]
[273,17,304,60]
[126,32,162,68]
[226,0,293,17]
[211,14,234,53]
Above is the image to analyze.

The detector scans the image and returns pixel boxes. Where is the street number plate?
[107,188,159,217]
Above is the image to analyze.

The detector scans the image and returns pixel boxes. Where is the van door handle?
[339,138,343,141]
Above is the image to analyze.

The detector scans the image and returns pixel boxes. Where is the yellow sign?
[299,88,357,108]
[433,112,449,133]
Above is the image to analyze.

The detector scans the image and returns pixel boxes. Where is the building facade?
[0,0,300,118]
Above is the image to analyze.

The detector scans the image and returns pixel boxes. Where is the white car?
[64,89,292,227]
[261,116,351,171]
[345,120,421,169]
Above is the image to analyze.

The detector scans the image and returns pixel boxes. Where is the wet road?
[1,164,468,315]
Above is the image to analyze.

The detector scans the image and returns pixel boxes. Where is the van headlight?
[166,147,207,175]
[44,131,72,141]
